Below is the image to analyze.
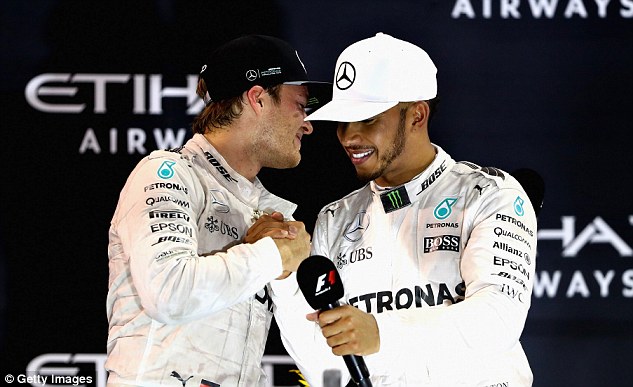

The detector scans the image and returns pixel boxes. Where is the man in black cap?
[106,35,328,387]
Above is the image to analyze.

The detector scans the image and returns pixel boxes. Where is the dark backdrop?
[1,1,631,386]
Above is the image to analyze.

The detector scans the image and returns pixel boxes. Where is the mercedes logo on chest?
[344,211,370,242]
[335,62,356,90]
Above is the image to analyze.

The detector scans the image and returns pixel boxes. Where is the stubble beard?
[252,116,301,170]
[356,111,407,183]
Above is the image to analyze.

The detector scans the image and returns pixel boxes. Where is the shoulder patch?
[455,161,510,192]
[168,145,185,154]
[456,161,506,181]
[147,149,182,161]
[480,166,505,179]
[457,161,479,170]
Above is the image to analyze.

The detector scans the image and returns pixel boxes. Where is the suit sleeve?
[111,154,283,324]
[269,210,348,387]
[373,182,537,376]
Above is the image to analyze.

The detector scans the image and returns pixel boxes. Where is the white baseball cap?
[306,33,437,122]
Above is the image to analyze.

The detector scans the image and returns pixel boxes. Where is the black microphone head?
[511,168,545,217]
[297,255,344,310]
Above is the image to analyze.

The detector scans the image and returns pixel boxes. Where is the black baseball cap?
[200,35,331,108]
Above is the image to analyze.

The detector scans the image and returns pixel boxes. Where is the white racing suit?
[106,133,296,387]
[271,145,537,386]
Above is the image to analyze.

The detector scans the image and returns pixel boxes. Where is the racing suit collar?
[371,144,455,213]
[190,134,298,217]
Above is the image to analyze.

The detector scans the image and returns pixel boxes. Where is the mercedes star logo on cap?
[245,69,258,81]
[335,62,355,90]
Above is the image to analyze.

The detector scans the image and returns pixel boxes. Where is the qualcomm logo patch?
[514,196,525,216]
[344,211,370,242]
[157,161,176,179]
[434,198,458,220]
[335,62,356,90]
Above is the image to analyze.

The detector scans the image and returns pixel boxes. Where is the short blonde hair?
[191,79,283,134]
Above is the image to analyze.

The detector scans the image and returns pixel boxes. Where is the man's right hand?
[245,212,311,278]
[272,221,311,273]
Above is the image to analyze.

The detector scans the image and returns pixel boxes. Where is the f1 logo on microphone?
[315,270,336,296]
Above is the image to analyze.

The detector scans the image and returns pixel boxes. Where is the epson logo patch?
[423,235,461,253]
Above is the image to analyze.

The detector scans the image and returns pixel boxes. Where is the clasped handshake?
[243,211,381,357]
[244,211,311,280]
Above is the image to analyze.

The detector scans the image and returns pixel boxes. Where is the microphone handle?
[321,302,373,387]
[343,355,372,386]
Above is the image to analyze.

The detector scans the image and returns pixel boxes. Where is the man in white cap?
[272,33,537,386]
